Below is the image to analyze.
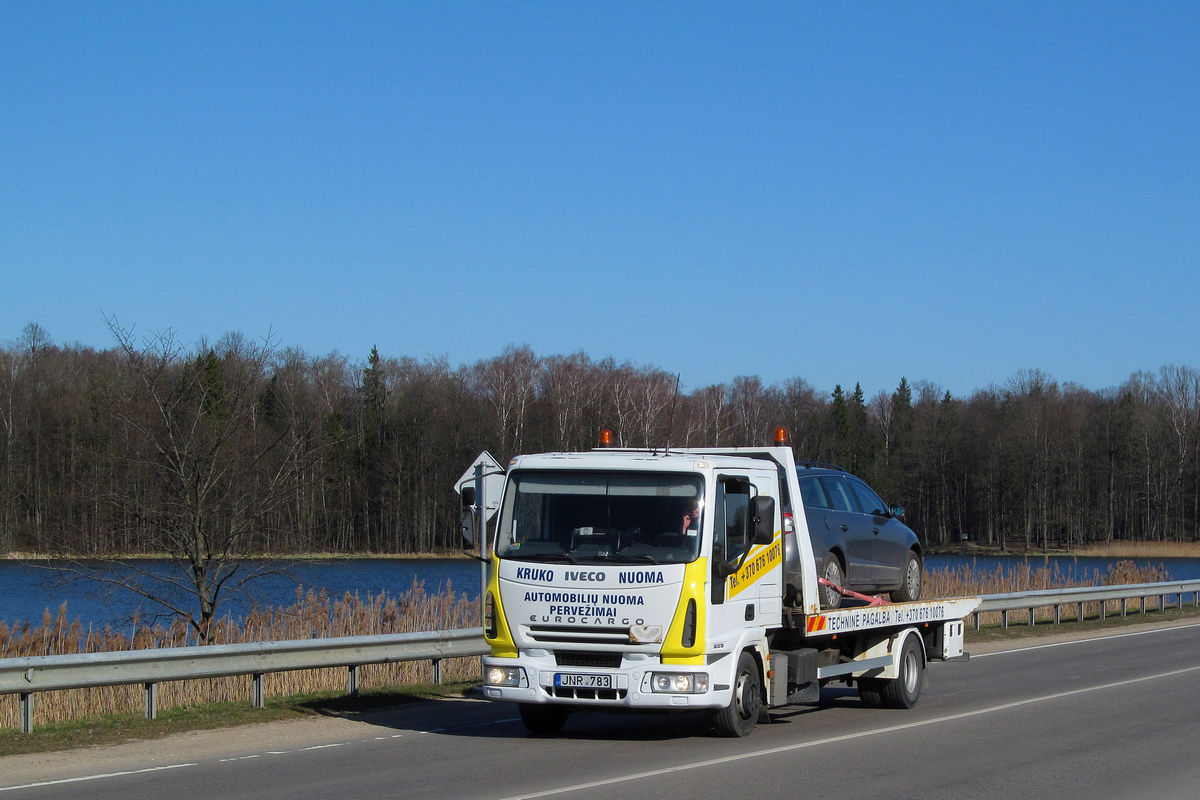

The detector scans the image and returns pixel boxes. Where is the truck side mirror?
[752,496,776,545]
[460,486,478,546]
[461,509,477,547]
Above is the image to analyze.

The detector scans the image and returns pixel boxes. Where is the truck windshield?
[496,471,704,565]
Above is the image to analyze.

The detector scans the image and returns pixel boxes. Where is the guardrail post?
[253,673,265,708]
[1121,598,1127,618]
[973,612,980,631]
[348,665,360,697]
[144,682,157,720]
[1001,610,1009,629]
[20,692,32,734]
[1054,605,1061,625]
[1077,602,1084,623]
[1141,596,1147,615]
[431,658,443,684]
[1160,595,1166,612]
[1098,599,1105,620]
[1028,608,1035,626]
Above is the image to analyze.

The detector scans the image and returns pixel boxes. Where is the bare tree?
[61,321,319,642]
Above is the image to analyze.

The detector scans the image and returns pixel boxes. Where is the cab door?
[708,470,781,636]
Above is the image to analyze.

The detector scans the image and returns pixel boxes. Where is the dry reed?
[926,559,1173,627]
[1,579,479,731]
[1072,541,1200,559]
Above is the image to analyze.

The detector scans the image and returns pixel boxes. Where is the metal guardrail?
[973,579,1200,629]
[4,578,1200,734]
[1,628,489,734]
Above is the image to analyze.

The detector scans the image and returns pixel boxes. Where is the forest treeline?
[2,323,1198,557]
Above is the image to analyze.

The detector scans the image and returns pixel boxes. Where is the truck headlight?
[649,672,709,694]
[486,666,524,687]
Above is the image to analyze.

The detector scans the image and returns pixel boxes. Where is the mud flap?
[768,648,820,706]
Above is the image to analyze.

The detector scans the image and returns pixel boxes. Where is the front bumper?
[482,652,733,710]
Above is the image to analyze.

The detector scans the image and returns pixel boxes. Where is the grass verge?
[0,680,478,759]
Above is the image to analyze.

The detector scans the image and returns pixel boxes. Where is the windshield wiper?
[508,552,579,564]
[607,552,662,565]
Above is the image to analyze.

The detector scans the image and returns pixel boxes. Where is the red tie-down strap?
[817,577,891,607]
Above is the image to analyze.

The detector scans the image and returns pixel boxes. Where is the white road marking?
[972,620,1200,658]
[495,662,1200,800]
[0,763,196,792]
[218,755,261,762]
[301,743,345,751]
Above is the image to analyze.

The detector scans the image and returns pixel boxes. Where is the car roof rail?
[796,461,847,472]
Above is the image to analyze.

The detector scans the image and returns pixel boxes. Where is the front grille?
[546,686,628,701]
[527,625,631,645]
[554,651,623,669]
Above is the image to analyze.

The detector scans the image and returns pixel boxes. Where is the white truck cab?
[460,436,977,736]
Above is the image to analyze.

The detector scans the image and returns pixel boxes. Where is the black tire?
[712,651,762,738]
[890,550,923,603]
[820,552,844,610]
[519,703,569,736]
[857,677,883,708]
[879,636,924,709]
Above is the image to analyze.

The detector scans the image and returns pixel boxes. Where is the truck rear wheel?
[713,651,761,737]
[857,677,883,708]
[880,636,923,709]
[519,703,569,736]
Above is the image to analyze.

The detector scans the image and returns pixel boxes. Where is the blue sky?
[3,2,1197,398]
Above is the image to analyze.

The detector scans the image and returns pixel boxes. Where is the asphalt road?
[5,623,1200,800]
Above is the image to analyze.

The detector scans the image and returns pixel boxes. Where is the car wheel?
[820,552,844,610]
[890,550,923,603]
[712,651,762,737]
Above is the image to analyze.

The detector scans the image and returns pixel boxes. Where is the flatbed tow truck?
[458,429,979,736]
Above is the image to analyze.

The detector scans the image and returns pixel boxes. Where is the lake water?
[0,559,484,633]
[2,554,1198,631]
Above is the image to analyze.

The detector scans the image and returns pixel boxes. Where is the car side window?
[818,476,859,513]
[797,475,831,509]
[848,478,887,516]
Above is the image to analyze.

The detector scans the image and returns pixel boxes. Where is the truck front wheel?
[519,703,569,736]
[879,636,924,709]
[713,651,762,737]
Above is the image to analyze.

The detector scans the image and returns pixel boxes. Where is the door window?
[818,476,859,513]
[848,478,888,517]
[710,477,751,605]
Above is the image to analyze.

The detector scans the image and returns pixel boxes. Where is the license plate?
[554,672,612,689]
